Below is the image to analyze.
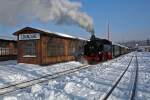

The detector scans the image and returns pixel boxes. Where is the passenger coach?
[112,42,129,58]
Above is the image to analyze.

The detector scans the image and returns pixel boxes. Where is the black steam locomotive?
[84,35,112,64]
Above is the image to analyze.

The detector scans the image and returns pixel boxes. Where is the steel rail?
[129,52,139,100]
[99,54,134,100]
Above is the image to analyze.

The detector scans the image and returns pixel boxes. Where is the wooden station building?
[13,27,86,65]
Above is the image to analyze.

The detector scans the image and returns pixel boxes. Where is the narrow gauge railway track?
[99,53,139,100]
[0,54,127,96]
[0,64,89,95]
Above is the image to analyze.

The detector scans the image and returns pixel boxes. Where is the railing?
[0,48,17,56]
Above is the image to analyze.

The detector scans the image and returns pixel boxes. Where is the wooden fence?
[0,48,17,61]
[0,48,17,56]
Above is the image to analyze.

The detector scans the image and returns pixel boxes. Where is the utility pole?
[147,38,150,45]
[107,21,110,40]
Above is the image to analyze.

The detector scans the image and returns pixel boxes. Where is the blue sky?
[0,0,150,42]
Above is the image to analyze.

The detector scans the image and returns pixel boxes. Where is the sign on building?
[19,33,40,40]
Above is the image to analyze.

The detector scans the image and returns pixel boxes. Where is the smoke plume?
[0,0,94,33]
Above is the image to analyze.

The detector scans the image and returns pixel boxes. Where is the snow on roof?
[39,28,87,41]
[0,36,17,41]
[20,27,86,41]
[112,42,129,49]
[37,28,76,39]
[76,37,87,41]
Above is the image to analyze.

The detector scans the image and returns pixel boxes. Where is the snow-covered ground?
[0,61,83,88]
[135,52,150,100]
[0,52,149,100]
[0,56,123,88]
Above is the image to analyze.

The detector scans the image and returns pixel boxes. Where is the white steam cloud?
[0,0,94,33]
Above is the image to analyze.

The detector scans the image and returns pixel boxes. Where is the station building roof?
[13,27,87,41]
[0,36,17,41]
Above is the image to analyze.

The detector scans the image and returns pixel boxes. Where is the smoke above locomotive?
[0,0,94,33]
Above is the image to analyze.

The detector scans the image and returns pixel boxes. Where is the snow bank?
[64,82,97,97]
[5,74,27,83]
[31,84,42,93]
[3,96,17,100]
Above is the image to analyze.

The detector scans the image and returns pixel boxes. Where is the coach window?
[48,38,64,56]
[23,40,36,57]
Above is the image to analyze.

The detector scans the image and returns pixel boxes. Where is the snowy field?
[0,52,149,100]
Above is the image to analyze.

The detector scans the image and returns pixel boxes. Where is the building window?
[48,38,64,56]
[69,41,76,55]
[1,42,8,48]
[23,40,36,57]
